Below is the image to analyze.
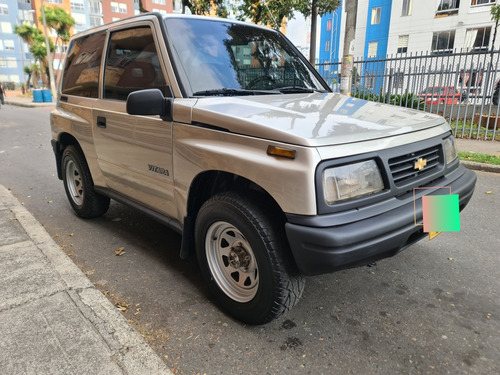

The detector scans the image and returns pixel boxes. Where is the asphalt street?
[1,104,499,374]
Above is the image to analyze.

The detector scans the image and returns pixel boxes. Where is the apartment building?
[318,0,500,86]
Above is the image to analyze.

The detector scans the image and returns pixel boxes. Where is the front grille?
[388,145,441,186]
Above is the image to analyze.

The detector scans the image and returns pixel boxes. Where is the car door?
[92,24,176,217]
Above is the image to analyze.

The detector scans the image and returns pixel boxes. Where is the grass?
[459,151,500,165]
[450,120,500,141]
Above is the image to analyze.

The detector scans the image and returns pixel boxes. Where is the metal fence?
[316,49,500,141]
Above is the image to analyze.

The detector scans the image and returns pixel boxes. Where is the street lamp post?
[41,1,57,96]
[17,19,26,85]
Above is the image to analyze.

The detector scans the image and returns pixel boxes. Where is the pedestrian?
[0,83,5,106]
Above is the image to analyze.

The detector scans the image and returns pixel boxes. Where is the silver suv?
[51,13,476,324]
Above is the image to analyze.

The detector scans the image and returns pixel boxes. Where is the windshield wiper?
[192,88,280,97]
[277,86,326,94]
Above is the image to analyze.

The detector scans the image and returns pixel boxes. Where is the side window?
[103,26,167,100]
[61,31,106,98]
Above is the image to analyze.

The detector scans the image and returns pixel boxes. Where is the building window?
[1,22,13,34]
[119,3,127,13]
[398,35,409,53]
[90,15,103,27]
[56,44,69,54]
[471,0,495,5]
[111,2,119,12]
[71,1,85,11]
[371,7,381,25]
[73,13,87,27]
[431,30,455,53]
[325,40,330,51]
[46,0,63,3]
[89,0,101,14]
[368,41,378,58]
[0,58,5,68]
[0,4,9,15]
[465,27,491,50]
[18,9,35,23]
[326,19,332,31]
[393,71,404,89]
[4,40,14,51]
[7,57,17,68]
[402,0,413,16]
[436,0,460,16]
[153,0,166,4]
[153,8,168,15]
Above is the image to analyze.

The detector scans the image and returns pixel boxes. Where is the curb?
[4,99,55,108]
[461,160,500,173]
[0,185,173,375]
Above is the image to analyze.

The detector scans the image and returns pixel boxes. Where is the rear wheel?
[195,192,304,324]
[62,145,110,218]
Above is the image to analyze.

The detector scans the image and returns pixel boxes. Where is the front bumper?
[285,165,476,276]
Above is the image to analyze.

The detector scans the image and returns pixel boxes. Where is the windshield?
[164,18,328,96]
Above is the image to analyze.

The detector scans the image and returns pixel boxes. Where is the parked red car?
[420,86,463,105]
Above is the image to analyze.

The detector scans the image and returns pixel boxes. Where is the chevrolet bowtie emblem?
[414,158,427,171]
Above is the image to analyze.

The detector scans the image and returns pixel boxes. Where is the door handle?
[97,116,106,128]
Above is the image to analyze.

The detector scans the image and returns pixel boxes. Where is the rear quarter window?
[61,31,106,98]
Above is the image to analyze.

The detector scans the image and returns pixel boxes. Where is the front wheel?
[195,192,304,324]
[62,145,110,218]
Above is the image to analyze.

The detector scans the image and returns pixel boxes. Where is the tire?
[61,145,110,218]
[195,192,305,324]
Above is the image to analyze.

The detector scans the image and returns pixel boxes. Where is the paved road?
[1,105,499,374]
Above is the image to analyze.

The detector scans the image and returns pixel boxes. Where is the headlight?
[322,160,384,205]
[443,136,458,164]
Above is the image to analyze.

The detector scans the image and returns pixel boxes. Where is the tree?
[182,0,228,17]
[14,22,53,78]
[40,6,75,80]
[41,6,74,54]
[237,0,340,63]
[491,4,500,55]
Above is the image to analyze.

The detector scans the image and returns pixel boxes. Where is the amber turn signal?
[267,145,296,159]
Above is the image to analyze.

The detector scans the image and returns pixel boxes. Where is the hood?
[189,92,447,147]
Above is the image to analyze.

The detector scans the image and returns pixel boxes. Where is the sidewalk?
[3,90,55,108]
[0,185,172,375]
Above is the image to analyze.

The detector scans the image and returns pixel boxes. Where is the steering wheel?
[247,75,275,89]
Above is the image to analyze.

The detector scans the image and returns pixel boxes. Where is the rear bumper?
[285,166,476,276]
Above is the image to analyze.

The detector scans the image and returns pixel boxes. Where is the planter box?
[473,113,500,128]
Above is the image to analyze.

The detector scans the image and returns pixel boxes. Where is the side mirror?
[126,89,173,121]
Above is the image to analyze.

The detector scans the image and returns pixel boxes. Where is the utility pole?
[340,0,357,95]
[41,2,57,97]
[309,0,318,64]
